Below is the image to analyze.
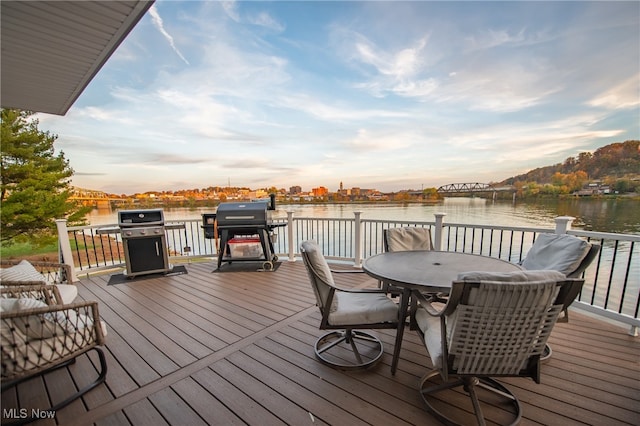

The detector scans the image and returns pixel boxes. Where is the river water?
[88,197,640,235]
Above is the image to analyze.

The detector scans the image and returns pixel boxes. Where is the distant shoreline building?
[574,183,611,196]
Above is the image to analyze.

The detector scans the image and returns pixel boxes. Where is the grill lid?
[216,202,268,227]
[118,209,165,227]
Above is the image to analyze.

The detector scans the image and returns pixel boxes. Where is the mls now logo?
[3,408,55,420]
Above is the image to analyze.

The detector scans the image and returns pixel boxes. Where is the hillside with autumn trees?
[500,140,640,197]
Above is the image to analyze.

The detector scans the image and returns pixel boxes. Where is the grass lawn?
[0,241,60,259]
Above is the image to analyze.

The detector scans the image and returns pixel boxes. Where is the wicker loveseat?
[1,284,107,425]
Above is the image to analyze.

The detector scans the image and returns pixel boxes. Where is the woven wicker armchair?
[412,270,584,426]
[1,285,107,425]
[1,259,77,305]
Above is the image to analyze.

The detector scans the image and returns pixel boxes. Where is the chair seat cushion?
[0,298,20,313]
[521,233,591,275]
[415,306,447,368]
[329,292,398,326]
[56,285,78,305]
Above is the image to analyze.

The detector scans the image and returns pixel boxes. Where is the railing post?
[434,213,446,251]
[287,211,295,262]
[55,219,78,282]
[354,211,362,267]
[555,216,575,234]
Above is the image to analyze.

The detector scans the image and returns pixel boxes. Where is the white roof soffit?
[1,0,154,116]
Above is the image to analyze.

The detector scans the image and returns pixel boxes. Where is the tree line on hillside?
[501,140,640,196]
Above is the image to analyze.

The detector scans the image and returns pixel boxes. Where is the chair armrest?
[334,287,393,295]
[1,279,49,287]
[330,269,365,274]
[412,291,448,316]
[330,268,404,293]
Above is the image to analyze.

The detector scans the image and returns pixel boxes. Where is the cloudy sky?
[37,1,639,194]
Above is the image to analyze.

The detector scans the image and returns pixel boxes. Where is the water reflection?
[528,198,640,234]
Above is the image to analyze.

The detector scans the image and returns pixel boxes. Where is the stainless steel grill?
[216,199,282,270]
[118,209,171,277]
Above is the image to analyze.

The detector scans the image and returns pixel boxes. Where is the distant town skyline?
[74,182,397,198]
[36,1,639,194]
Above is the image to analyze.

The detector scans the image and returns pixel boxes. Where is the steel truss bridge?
[437,183,515,194]
[69,188,127,208]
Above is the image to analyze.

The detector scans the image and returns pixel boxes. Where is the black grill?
[216,201,282,270]
[117,209,170,277]
[216,202,269,229]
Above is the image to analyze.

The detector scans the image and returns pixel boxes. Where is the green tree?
[422,187,442,200]
[613,179,633,193]
[1,109,88,245]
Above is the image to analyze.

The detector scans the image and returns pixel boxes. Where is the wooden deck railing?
[57,213,639,334]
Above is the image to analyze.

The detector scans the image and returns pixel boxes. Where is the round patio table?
[362,250,523,374]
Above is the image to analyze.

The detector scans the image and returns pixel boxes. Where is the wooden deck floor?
[2,260,639,426]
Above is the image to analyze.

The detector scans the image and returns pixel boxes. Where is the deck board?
[170,376,245,426]
[191,366,289,426]
[2,260,638,426]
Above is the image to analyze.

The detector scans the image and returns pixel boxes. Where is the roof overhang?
[1,0,154,116]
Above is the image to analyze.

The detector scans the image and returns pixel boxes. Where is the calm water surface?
[88,197,639,234]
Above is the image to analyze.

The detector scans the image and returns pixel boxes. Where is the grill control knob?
[125,231,132,236]
[154,229,161,234]
[140,230,146,235]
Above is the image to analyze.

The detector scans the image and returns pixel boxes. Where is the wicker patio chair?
[300,240,400,370]
[0,259,77,304]
[1,285,107,425]
[412,270,584,426]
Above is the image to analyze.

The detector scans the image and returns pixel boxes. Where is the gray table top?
[362,251,522,292]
